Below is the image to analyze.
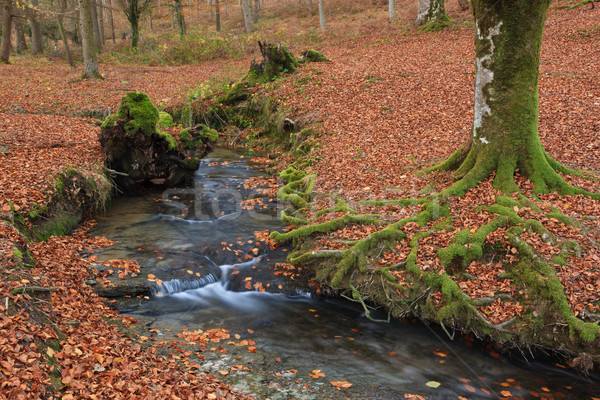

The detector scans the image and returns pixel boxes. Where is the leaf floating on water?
[330,381,352,389]
[425,381,441,388]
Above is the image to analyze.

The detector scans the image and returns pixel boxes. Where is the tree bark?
[90,0,102,50]
[174,0,186,36]
[29,0,44,54]
[253,0,259,22]
[215,0,221,31]
[318,0,326,30]
[15,21,27,53]
[415,0,447,26]
[57,0,75,66]
[79,0,102,78]
[1,0,13,63]
[107,0,116,43]
[308,0,313,14]
[98,0,105,45]
[388,0,395,22]
[435,0,577,197]
[241,0,252,33]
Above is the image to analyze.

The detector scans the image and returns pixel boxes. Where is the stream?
[90,148,600,399]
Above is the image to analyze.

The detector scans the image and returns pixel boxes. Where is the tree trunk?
[174,0,186,36]
[98,0,105,45]
[253,0,259,22]
[457,0,469,11]
[79,0,102,78]
[241,0,252,33]
[57,0,75,66]
[308,0,313,14]
[29,0,43,54]
[415,0,447,26]
[90,0,102,50]
[435,0,577,197]
[209,0,213,20]
[15,21,27,53]
[318,0,325,30]
[1,0,13,63]
[130,12,140,48]
[107,0,116,43]
[215,0,221,31]
[388,0,395,22]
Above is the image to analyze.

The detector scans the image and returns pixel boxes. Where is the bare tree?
[388,0,395,22]
[215,0,220,31]
[98,0,105,45]
[15,20,28,53]
[29,0,44,54]
[116,0,153,49]
[79,0,102,77]
[241,0,252,33]
[1,0,13,63]
[107,0,116,43]
[90,0,102,50]
[57,0,75,66]
[252,0,259,22]
[318,0,325,30]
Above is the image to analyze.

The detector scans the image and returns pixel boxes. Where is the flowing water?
[90,148,600,399]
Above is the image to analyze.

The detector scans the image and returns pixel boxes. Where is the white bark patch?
[416,0,432,25]
[473,21,503,144]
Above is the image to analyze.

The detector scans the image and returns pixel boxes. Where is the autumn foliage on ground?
[1,0,600,397]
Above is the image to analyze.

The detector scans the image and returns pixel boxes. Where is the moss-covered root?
[275,167,316,225]
[508,230,600,342]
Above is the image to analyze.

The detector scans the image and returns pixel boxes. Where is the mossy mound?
[98,93,214,192]
[300,49,330,63]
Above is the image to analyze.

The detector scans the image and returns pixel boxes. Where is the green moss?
[199,125,218,142]
[116,92,160,136]
[157,130,177,150]
[31,213,79,241]
[100,114,117,129]
[551,255,567,266]
[179,128,192,142]
[301,49,330,63]
[158,111,174,129]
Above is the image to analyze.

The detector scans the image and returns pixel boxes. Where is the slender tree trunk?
[174,0,186,36]
[224,0,228,15]
[57,0,75,66]
[318,0,326,30]
[253,0,259,22]
[209,0,213,20]
[215,0,221,31]
[388,0,395,22]
[457,0,469,10]
[29,0,44,54]
[107,0,116,43]
[308,0,313,14]
[15,21,27,53]
[98,0,105,45]
[1,0,13,63]
[79,0,102,78]
[241,0,252,33]
[435,0,569,196]
[90,0,102,50]
[415,0,447,26]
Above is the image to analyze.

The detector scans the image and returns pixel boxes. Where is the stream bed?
[90,148,600,399]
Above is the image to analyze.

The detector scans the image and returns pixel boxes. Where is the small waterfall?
[152,274,218,296]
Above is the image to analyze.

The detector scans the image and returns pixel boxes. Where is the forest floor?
[0,1,599,399]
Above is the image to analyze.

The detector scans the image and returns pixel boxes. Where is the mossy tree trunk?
[434,0,584,198]
[174,0,186,37]
[415,0,448,26]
